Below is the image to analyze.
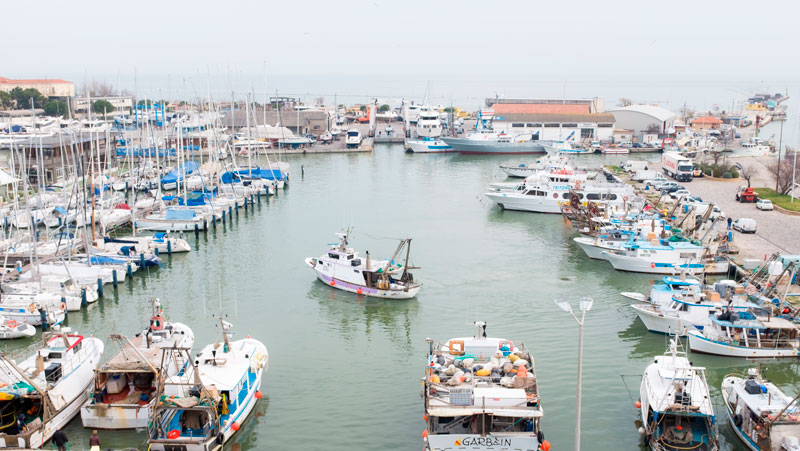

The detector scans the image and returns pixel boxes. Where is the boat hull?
[483,193,562,213]
[603,251,705,274]
[688,331,800,358]
[440,137,547,154]
[81,401,154,430]
[632,304,694,336]
[573,237,615,260]
[406,140,453,153]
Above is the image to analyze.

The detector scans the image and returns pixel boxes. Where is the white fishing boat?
[0,329,104,449]
[602,240,706,274]
[638,339,719,450]
[81,301,195,430]
[423,322,547,451]
[544,140,589,154]
[0,316,36,339]
[305,231,421,299]
[688,310,800,358]
[406,138,453,153]
[0,304,65,329]
[499,153,573,178]
[135,208,209,232]
[416,108,442,138]
[101,233,192,254]
[601,147,630,154]
[147,319,268,451]
[485,179,634,214]
[722,368,800,451]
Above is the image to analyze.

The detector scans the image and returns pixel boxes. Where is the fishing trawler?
[147,318,268,451]
[687,309,800,358]
[305,231,421,299]
[81,301,195,429]
[638,339,718,450]
[0,329,104,449]
[722,368,800,450]
[422,322,547,451]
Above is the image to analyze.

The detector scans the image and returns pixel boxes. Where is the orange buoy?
[651,262,656,269]
[423,414,428,421]
[635,400,642,409]
[541,440,551,451]
[422,430,428,439]
[330,280,336,286]
[356,288,363,294]
[255,391,263,399]
[6,320,17,329]
[167,429,180,440]
[231,422,240,431]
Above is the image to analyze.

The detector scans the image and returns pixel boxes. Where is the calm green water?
[5,145,799,450]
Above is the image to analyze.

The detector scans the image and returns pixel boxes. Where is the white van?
[732,218,757,233]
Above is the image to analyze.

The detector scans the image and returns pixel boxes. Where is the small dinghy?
[0,316,36,339]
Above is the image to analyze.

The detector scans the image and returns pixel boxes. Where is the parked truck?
[661,151,694,182]
[622,159,649,173]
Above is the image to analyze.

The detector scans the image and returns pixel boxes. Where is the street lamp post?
[555,297,594,451]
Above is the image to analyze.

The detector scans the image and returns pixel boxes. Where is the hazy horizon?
[4,0,800,111]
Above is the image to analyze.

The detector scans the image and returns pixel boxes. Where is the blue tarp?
[165,209,196,220]
[161,161,199,186]
[54,206,67,215]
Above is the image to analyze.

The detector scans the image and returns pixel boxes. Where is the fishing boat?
[485,179,634,214]
[422,321,547,451]
[345,129,362,148]
[499,153,573,178]
[81,301,194,430]
[544,140,589,154]
[0,329,104,449]
[722,368,800,450]
[0,316,36,339]
[440,110,546,155]
[602,240,706,274]
[638,339,718,450]
[601,147,630,154]
[688,310,800,358]
[147,318,268,450]
[416,108,442,138]
[305,231,421,299]
[406,138,453,153]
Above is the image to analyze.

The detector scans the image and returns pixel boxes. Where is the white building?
[607,105,676,139]
[492,112,616,143]
[72,96,134,115]
[0,77,75,98]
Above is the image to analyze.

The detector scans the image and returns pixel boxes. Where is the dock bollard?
[194,224,199,238]
[4,217,8,229]
[81,288,87,306]
[229,206,233,218]
[97,278,104,297]
[112,270,118,287]
[212,215,216,229]
[127,262,133,278]
[167,240,172,255]
[140,253,146,269]
[244,199,248,212]
[40,309,48,331]
[222,212,226,224]
[257,193,261,204]
[203,220,208,232]
[154,247,159,256]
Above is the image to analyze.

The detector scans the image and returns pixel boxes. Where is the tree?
[92,99,114,114]
[9,87,45,108]
[738,164,757,187]
[137,99,153,107]
[0,91,12,109]
[378,104,390,113]
[359,105,367,112]
[645,123,661,135]
[444,107,455,113]
[84,80,114,97]
[44,100,70,118]
[766,155,800,195]
[618,98,633,107]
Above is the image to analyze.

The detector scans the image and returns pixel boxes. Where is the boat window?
[562,193,570,199]
[327,253,339,259]
[586,193,600,200]
[607,194,617,200]
[579,193,585,199]
[347,254,354,260]
[49,352,63,359]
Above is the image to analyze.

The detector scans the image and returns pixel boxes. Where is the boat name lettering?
[458,437,513,446]
[553,185,570,190]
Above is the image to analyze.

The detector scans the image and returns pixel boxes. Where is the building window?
[598,123,613,128]
[526,123,537,128]
[544,124,560,128]
[562,123,577,128]
[511,123,524,128]
[581,128,594,139]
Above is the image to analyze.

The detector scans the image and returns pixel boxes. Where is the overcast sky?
[4,0,800,109]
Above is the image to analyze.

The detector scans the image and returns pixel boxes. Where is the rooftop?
[495,112,616,124]
[608,104,675,122]
[0,76,73,85]
[691,115,722,125]
[493,103,590,115]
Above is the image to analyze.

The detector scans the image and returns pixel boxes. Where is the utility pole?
[777,113,784,192]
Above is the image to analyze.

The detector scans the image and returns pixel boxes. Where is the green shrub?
[722,172,733,179]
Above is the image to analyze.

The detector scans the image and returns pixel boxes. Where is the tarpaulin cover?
[165,209,196,220]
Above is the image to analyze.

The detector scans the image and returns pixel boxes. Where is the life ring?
[498,340,514,351]
[6,320,17,329]
[59,302,67,311]
[448,340,465,356]
[150,316,164,331]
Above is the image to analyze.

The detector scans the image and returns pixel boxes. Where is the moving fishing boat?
[147,318,268,451]
[638,339,718,450]
[81,300,194,429]
[305,231,421,299]
[688,310,800,358]
[0,329,104,449]
[722,368,800,450]
[422,322,547,451]
[406,138,453,153]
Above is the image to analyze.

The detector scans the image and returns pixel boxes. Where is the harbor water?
[6,144,798,450]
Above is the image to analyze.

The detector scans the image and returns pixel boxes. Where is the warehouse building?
[607,104,676,139]
[485,98,615,143]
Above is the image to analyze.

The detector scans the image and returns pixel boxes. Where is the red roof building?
[691,116,722,130]
[0,76,75,97]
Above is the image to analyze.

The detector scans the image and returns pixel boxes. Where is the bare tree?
[678,103,694,124]
[83,80,115,97]
[645,123,661,134]
[738,164,757,187]
[766,155,800,194]
[618,98,633,107]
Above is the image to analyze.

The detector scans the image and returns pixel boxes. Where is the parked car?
[660,183,684,193]
[756,199,774,211]
[632,142,645,148]
[643,177,668,188]
[732,218,757,233]
[669,189,691,199]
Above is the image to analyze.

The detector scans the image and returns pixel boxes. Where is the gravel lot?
[649,156,800,261]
